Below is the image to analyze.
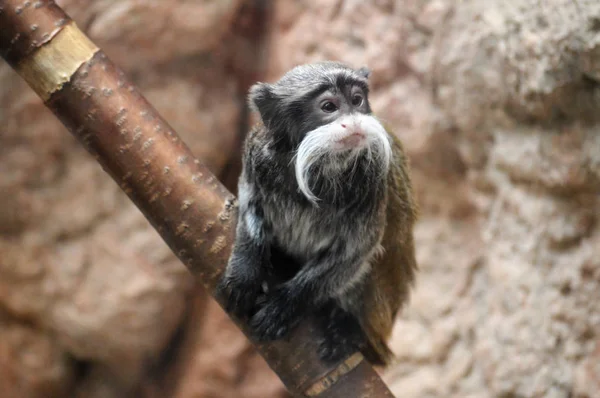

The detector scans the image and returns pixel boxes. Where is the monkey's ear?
[356,67,371,79]
[249,83,278,126]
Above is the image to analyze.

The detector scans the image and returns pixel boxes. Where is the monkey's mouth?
[334,132,367,149]
[295,114,392,204]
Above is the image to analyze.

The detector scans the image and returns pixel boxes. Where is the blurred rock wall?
[0,0,599,397]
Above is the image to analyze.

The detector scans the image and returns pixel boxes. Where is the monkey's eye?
[321,101,338,113]
[351,94,363,107]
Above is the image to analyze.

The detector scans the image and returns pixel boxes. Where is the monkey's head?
[249,61,392,204]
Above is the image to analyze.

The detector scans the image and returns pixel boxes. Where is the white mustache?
[294,114,392,204]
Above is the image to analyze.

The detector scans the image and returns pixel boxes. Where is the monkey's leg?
[315,299,367,363]
[217,201,271,319]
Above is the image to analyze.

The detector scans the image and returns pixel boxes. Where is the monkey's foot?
[316,306,366,364]
[249,289,301,341]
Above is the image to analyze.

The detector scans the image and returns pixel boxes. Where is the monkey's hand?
[249,286,303,341]
[216,250,270,319]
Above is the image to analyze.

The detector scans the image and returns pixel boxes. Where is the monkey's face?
[250,62,392,203]
[294,89,391,203]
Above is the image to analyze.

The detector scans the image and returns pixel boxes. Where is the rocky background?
[1,0,599,397]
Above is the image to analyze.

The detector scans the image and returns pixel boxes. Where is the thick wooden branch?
[0,1,395,397]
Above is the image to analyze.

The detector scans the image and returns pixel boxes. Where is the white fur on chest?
[266,205,334,260]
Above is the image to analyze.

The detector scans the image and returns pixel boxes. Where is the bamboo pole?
[0,1,396,397]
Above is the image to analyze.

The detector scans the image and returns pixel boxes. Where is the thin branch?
[0,1,396,397]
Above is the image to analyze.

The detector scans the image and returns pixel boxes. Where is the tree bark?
[0,1,396,397]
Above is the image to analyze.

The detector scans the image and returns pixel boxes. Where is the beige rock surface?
[0,311,75,398]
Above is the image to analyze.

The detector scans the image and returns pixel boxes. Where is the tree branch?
[0,1,396,397]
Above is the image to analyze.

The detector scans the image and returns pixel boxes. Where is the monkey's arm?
[250,239,375,341]
[217,183,271,318]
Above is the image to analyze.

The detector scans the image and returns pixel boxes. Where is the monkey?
[217,61,418,366]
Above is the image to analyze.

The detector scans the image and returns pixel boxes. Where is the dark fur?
[217,62,417,365]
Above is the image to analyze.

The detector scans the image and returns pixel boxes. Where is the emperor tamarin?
[217,61,418,366]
